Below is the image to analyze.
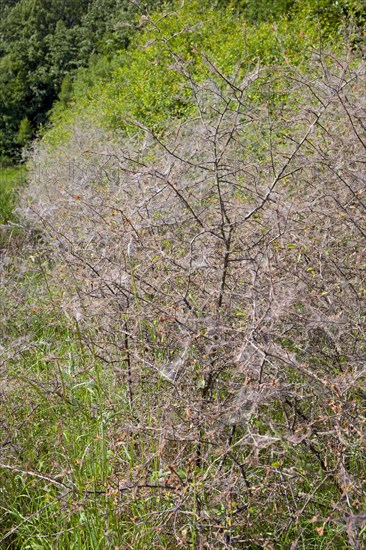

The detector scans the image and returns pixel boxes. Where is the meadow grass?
[0,165,27,224]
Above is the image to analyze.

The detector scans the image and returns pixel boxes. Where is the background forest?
[1,0,366,548]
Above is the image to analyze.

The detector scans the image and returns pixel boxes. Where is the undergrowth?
[0,165,26,225]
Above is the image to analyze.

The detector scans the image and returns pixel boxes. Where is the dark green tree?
[0,0,165,158]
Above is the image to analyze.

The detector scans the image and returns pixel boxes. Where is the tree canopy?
[0,0,164,158]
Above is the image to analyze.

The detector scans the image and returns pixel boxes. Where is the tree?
[16,116,33,146]
[0,0,166,158]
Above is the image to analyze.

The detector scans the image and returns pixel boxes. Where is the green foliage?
[293,0,366,43]
[0,0,86,156]
[48,0,324,143]
[58,75,74,107]
[0,0,166,158]
[17,116,33,146]
[1,0,362,158]
[219,0,296,23]
[0,165,25,224]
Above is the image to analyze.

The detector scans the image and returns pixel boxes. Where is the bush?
[2,44,364,547]
[1,3,366,548]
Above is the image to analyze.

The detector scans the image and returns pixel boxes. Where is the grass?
[0,164,26,225]
[0,259,176,547]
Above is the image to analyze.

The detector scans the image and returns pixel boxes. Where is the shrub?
[5,43,365,547]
